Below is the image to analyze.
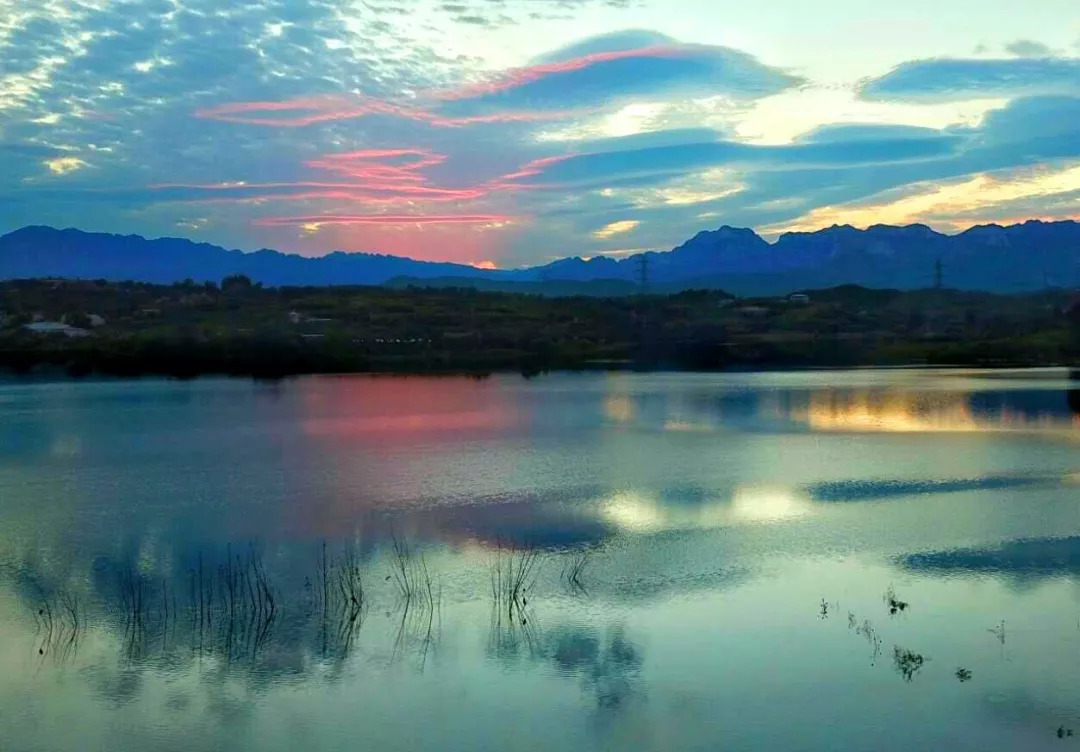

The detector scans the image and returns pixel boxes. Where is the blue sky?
[1,0,1079,267]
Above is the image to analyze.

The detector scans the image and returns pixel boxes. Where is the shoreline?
[1,361,1076,385]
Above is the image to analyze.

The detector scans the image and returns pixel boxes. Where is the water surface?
[3,369,1080,751]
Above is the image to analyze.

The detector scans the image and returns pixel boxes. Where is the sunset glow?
[2,0,1078,267]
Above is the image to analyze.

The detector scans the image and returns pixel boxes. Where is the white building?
[24,322,92,338]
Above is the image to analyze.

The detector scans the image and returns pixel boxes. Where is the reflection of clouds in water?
[786,388,1080,435]
[599,485,811,532]
[730,485,812,523]
[662,419,714,433]
[792,390,981,432]
[807,473,1078,503]
[493,624,644,714]
[600,375,1080,438]
[49,434,83,457]
[412,489,614,549]
[900,536,1080,586]
[82,665,143,707]
[549,626,643,712]
[979,687,1080,735]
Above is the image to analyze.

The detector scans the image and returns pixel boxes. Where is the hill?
[2,220,1079,295]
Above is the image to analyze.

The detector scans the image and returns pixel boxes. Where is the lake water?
[3,369,1080,751]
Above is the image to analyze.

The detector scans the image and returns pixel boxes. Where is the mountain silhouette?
[2,220,1079,294]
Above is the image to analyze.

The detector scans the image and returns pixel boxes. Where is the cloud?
[253,214,517,227]
[794,123,948,144]
[194,94,574,128]
[534,29,675,63]
[1004,39,1053,57]
[503,130,963,189]
[591,219,640,239]
[433,30,803,118]
[196,31,801,130]
[145,146,512,205]
[0,142,60,159]
[44,156,88,175]
[498,94,1080,264]
[860,56,1080,102]
[1,0,1078,269]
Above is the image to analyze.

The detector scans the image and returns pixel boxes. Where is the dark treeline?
[0,276,1078,378]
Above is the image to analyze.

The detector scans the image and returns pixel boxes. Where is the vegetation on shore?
[0,275,1077,378]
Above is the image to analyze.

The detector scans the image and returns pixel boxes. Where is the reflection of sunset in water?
[789,389,1080,435]
[299,376,519,442]
[285,376,523,537]
[603,393,635,424]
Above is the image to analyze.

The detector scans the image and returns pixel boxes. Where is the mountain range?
[2,220,1078,296]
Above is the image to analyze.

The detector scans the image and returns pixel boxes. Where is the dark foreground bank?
[1,277,1077,378]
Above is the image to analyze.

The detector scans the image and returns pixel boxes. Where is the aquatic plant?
[563,549,591,593]
[31,584,82,666]
[884,585,909,615]
[388,533,437,608]
[854,617,882,665]
[381,535,440,666]
[490,545,542,624]
[311,541,374,658]
[989,620,1006,645]
[893,646,927,681]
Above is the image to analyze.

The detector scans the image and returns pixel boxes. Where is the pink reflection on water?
[280,376,526,538]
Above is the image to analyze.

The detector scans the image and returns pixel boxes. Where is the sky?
[1,0,1079,268]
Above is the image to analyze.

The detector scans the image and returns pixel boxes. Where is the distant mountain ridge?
[2,220,1079,295]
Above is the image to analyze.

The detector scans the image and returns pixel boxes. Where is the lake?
[2,368,1080,751]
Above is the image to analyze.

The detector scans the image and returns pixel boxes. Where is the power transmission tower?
[633,254,653,365]
[636,254,650,293]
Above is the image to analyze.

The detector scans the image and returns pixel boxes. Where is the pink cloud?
[150,148,494,204]
[432,45,694,101]
[253,214,517,227]
[488,154,574,188]
[194,96,409,127]
[195,94,579,128]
